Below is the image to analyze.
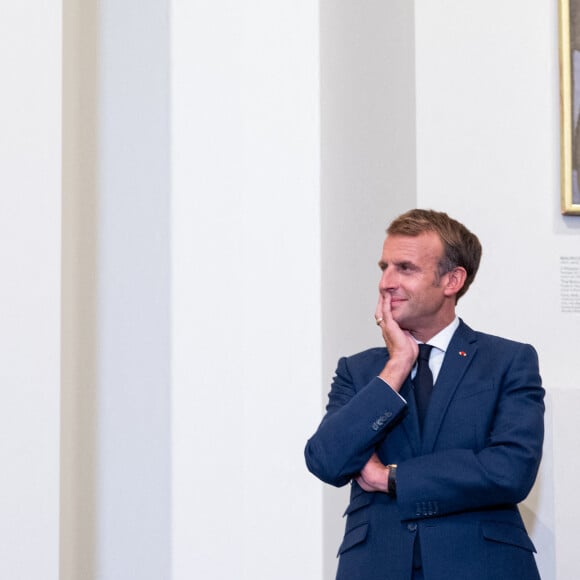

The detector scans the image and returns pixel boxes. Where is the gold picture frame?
[560,0,580,214]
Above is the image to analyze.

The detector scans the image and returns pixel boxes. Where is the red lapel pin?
[458,351,467,357]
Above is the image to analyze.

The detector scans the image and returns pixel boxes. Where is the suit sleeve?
[304,355,407,487]
[396,342,545,520]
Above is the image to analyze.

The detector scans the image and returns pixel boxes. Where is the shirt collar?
[422,316,459,353]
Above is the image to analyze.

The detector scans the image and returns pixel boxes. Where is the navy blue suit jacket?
[305,320,544,580]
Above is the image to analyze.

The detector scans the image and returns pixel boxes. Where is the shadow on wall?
[520,391,555,580]
[60,0,99,577]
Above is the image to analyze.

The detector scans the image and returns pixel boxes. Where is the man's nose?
[379,268,396,290]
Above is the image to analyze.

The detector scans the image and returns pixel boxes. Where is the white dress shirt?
[414,316,460,384]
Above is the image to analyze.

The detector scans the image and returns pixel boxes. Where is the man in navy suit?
[305,209,544,579]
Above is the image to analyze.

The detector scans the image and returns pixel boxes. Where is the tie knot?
[418,343,433,361]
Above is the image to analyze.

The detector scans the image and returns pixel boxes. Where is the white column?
[171,2,322,578]
[0,2,61,578]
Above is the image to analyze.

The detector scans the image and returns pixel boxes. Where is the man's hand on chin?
[375,293,417,392]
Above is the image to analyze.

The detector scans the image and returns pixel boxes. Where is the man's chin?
[391,312,410,330]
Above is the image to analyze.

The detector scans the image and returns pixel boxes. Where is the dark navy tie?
[414,344,434,431]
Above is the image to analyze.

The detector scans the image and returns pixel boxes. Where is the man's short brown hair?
[387,209,482,301]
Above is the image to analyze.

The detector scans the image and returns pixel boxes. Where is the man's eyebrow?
[397,260,419,270]
[378,259,419,271]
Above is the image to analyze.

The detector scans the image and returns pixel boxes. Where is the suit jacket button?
[407,523,417,532]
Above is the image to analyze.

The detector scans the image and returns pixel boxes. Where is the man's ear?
[444,267,467,298]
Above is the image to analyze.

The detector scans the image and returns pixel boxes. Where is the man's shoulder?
[345,346,388,363]
[338,346,389,383]
[457,319,537,355]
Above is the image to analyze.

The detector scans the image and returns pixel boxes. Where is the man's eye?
[399,264,416,273]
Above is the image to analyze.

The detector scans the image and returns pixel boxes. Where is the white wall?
[53,1,580,579]
[319,1,416,577]
[95,0,172,578]
[171,2,323,579]
[414,1,577,578]
[316,1,574,578]
[61,0,171,578]
[0,3,61,579]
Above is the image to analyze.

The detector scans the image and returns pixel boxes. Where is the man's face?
[378,232,452,335]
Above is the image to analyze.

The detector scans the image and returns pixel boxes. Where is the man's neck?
[409,312,457,343]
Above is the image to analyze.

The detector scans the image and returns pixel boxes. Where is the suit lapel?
[421,320,478,454]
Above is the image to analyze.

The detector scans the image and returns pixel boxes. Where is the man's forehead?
[381,232,443,259]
